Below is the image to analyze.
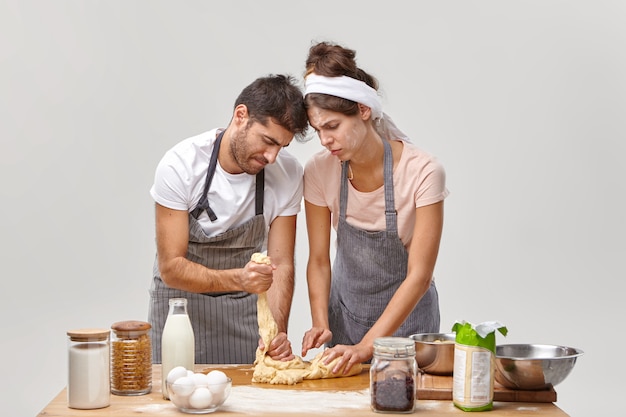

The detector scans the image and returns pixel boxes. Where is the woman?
[301,41,449,374]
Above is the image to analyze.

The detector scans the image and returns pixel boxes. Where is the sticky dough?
[249,253,363,385]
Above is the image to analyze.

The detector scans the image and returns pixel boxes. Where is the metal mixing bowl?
[495,344,583,390]
[410,332,455,375]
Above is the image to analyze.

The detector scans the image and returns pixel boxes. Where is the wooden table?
[37,364,570,416]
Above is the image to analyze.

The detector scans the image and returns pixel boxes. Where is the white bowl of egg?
[166,366,232,414]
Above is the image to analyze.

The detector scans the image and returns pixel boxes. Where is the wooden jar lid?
[67,328,110,341]
[111,320,151,336]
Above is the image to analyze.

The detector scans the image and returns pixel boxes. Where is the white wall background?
[2,1,624,416]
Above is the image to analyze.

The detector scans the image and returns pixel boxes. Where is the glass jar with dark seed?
[110,320,152,396]
[370,337,417,413]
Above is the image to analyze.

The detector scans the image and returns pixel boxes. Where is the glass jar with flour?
[66,328,110,409]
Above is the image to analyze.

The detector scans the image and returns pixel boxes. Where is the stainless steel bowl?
[495,344,583,390]
[410,333,455,375]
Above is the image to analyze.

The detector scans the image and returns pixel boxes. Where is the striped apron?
[328,139,440,348]
[149,131,265,364]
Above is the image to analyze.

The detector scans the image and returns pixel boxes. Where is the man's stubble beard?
[229,126,263,175]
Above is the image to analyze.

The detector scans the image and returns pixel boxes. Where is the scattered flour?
[133,402,174,413]
[221,386,370,414]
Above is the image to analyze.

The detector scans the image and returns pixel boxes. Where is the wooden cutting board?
[201,365,557,403]
[418,373,557,403]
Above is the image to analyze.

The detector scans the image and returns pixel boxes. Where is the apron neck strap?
[339,139,397,232]
[191,130,264,221]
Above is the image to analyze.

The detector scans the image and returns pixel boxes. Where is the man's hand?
[239,259,275,293]
[259,332,295,361]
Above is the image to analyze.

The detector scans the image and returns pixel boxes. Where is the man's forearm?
[159,256,240,293]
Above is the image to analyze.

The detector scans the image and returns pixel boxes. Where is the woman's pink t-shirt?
[304,140,449,248]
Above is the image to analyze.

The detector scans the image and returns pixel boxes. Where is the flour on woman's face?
[307,107,366,162]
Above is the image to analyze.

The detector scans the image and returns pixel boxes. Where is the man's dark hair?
[234,74,309,143]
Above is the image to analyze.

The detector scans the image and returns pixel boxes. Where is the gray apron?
[328,139,440,347]
[149,130,265,364]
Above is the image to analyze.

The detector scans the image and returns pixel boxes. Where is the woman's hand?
[259,331,295,361]
[320,343,373,375]
[301,327,332,357]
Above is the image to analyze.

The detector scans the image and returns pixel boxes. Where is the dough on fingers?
[251,252,272,265]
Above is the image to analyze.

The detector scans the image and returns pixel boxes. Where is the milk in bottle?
[161,298,195,399]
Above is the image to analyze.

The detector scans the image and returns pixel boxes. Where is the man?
[148,74,309,364]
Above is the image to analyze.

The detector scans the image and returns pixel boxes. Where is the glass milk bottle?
[67,328,110,409]
[161,297,195,399]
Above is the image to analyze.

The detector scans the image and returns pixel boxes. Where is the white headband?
[304,73,410,142]
[304,74,383,119]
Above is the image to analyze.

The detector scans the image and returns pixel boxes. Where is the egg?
[166,366,189,384]
[188,387,213,409]
[210,389,225,405]
[191,372,209,386]
[170,376,195,397]
[206,370,228,384]
[206,370,228,394]
[170,388,191,409]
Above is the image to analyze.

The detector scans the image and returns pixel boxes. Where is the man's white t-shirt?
[150,128,303,237]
